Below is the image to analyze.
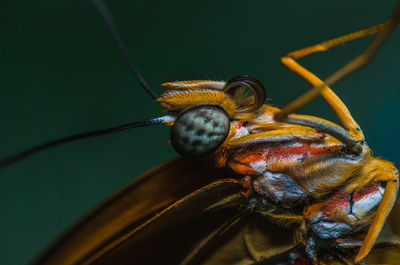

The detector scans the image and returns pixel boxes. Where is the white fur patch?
[232,122,249,138]
[249,160,267,174]
[352,186,384,220]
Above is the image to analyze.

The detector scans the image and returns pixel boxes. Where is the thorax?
[222,107,370,199]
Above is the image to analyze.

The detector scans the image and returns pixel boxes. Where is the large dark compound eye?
[224,75,266,113]
[171,106,230,157]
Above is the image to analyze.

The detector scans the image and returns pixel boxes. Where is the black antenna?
[0,1,165,169]
[91,0,158,99]
[0,117,169,169]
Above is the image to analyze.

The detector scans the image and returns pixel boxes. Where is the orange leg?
[356,178,399,264]
[279,56,363,141]
[275,3,400,143]
[273,4,400,263]
[346,159,400,263]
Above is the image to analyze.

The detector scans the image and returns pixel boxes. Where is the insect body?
[153,73,399,264]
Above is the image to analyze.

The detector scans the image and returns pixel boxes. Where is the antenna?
[0,117,171,169]
[0,1,170,169]
[91,0,158,99]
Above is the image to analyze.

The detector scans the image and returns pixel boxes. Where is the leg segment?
[278,56,363,142]
[275,4,400,143]
[355,178,399,264]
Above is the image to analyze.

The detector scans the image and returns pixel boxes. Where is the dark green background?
[1,0,399,264]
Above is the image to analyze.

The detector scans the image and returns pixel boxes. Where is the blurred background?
[1,0,399,264]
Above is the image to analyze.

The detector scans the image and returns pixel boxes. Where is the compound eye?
[223,75,266,113]
[171,106,230,157]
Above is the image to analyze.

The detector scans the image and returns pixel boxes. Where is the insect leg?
[355,177,399,264]
[275,3,400,138]
[278,56,362,140]
[336,238,400,249]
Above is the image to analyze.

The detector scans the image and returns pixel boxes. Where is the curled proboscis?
[223,75,266,113]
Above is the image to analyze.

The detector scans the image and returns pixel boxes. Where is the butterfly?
[0,0,400,264]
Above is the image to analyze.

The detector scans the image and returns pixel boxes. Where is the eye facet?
[223,75,266,113]
[171,106,230,157]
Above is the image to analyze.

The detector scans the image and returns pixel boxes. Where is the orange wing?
[30,157,240,265]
